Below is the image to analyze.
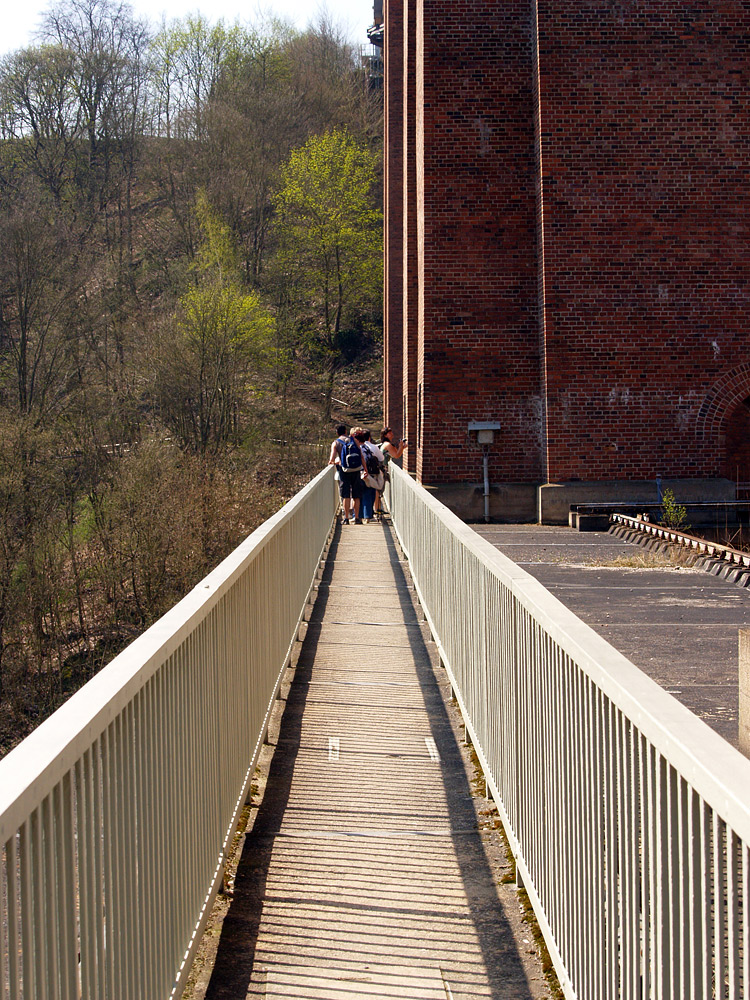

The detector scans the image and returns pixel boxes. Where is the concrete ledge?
[574,513,612,531]
[539,478,735,525]
[421,482,538,522]
[420,478,738,526]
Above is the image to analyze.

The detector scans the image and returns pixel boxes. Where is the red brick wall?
[415,0,541,484]
[384,1,750,488]
[538,1,750,482]
[383,0,404,439]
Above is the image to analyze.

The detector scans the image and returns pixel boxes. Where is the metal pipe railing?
[386,465,750,1000]
[0,466,338,1000]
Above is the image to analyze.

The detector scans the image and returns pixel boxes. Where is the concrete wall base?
[421,482,539,523]
[538,478,736,525]
[420,478,737,525]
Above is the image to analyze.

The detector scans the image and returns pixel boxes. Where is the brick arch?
[696,363,750,444]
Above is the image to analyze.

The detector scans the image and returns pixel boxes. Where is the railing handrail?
[387,465,750,999]
[0,467,333,845]
[0,465,338,999]
[391,467,750,836]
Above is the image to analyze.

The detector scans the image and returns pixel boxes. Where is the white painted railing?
[0,466,338,1000]
[387,465,750,1000]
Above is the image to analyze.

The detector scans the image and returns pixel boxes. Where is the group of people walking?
[328,424,406,524]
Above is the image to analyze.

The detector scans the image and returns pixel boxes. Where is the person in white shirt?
[361,429,385,522]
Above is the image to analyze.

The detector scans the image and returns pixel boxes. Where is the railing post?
[739,629,750,757]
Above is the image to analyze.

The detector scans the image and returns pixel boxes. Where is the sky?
[0,0,375,56]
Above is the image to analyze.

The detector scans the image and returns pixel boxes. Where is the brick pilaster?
[401,0,418,471]
[383,0,404,439]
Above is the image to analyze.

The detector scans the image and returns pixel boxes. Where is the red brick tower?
[384,0,750,522]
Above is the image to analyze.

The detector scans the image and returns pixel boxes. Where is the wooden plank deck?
[199,523,550,1000]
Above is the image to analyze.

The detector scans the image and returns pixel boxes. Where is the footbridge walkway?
[2,465,750,1000]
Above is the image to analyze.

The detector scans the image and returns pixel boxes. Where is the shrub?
[660,488,691,533]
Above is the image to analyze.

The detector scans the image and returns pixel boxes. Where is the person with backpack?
[360,429,385,523]
[337,426,366,524]
[328,423,348,469]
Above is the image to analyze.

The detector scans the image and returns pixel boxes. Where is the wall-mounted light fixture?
[468,422,502,521]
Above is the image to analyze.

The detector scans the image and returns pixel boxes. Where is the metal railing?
[386,465,750,1000]
[611,512,750,568]
[0,466,338,1000]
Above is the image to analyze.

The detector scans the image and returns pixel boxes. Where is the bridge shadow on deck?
[204,525,536,999]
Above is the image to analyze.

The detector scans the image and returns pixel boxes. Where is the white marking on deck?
[440,968,455,1000]
[425,737,440,762]
[328,737,340,761]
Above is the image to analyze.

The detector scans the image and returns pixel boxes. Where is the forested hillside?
[0,0,383,754]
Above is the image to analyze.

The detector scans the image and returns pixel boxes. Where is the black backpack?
[363,444,381,476]
[340,437,363,472]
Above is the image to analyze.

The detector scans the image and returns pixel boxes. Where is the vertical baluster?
[177,640,190,965]
[75,756,93,998]
[627,720,639,1000]
[583,675,596,1000]
[136,687,152,1000]
[97,723,114,1000]
[546,637,559,948]
[655,756,670,999]
[566,650,577,982]
[19,818,35,999]
[728,831,740,999]
[742,841,749,1000]
[42,794,59,1000]
[569,662,581,994]
[687,788,701,1000]
[699,803,713,1000]
[594,689,606,1000]
[668,765,681,1000]
[550,634,559,926]
[155,667,169,996]
[111,713,125,1000]
[0,840,5,1000]
[32,804,48,1000]
[677,777,690,999]
[168,654,180,985]
[605,698,618,998]
[8,834,19,1000]
[57,773,77,1000]
[639,737,652,1000]
[616,712,629,998]
[1,840,7,1000]
[120,705,136,1000]
[715,814,727,1000]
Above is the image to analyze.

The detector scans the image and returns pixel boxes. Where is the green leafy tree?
[157,191,272,454]
[273,127,382,417]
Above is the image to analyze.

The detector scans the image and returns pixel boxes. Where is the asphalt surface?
[472,524,750,749]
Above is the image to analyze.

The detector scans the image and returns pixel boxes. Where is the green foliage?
[273,127,382,415]
[160,192,273,454]
[660,488,691,532]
